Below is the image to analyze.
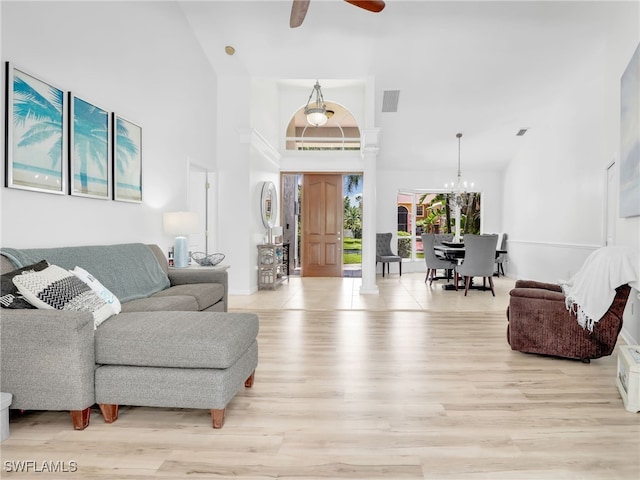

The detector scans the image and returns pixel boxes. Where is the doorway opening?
[281,173,363,277]
[188,163,216,256]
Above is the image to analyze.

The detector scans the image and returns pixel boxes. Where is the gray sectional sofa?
[1,243,228,312]
[0,243,258,429]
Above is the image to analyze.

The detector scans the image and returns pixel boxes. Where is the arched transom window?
[285,102,360,151]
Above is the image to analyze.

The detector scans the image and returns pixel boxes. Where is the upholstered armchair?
[506,246,638,362]
[376,233,402,277]
[507,280,631,362]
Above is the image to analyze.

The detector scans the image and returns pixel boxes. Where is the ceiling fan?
[290,0,386,28]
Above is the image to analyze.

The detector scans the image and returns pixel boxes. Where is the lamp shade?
[163,211,199,235]
[306,109,328,127]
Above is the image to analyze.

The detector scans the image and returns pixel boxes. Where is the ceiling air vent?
[382,90,400,113]
[516,128,528,136]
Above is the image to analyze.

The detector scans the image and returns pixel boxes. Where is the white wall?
[251,80,280,150]
[249,144,281,292]
[215,71,284,294]
[0,1,217,252]
[216,74,251,295]
[502,56,607,279]
[606,20,640,345]
[502,5,640,343]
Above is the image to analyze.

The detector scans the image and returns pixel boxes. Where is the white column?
[360,128,380,295]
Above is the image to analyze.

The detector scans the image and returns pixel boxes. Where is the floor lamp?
[163,211,199,268]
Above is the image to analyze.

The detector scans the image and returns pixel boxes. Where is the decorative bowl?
[191,252,225,266]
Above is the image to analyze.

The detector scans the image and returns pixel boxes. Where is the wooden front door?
[301,174,343,277]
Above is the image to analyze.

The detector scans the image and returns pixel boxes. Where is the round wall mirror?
[260,181,277,228]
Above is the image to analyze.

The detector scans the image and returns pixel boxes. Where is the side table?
[617,345,640,413]
[257,244,288,290]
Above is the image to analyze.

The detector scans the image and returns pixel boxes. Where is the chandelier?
[304,80,328,127]
[444,132,474,210]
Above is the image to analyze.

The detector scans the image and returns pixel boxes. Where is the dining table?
[433,243,507,291]
[434,243,507,259]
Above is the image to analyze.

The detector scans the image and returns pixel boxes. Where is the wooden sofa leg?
[245,371,255,388]
[211,408,226,429]
[70,408,91,430]
[98,404,119,423]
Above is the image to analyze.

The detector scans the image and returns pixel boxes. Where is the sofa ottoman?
[94,311,258,428]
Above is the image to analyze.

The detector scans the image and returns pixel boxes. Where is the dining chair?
[455,234,499,296]
[433,233,454,246]
[495,232,508,276]
[376,233,402,277]
[421,233,457,284]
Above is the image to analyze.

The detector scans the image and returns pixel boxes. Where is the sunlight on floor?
[229,272,515,313]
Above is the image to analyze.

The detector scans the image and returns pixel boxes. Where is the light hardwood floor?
[2,274,639,479]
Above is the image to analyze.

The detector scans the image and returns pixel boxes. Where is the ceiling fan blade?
[290,0,311,28]
[344,0,386,13]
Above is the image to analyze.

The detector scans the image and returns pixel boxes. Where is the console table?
[257,243,288,290]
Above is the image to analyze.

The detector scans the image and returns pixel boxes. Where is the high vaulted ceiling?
[179,0,635,171]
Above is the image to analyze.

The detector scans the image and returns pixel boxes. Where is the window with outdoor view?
[343,174,363,277]
[396,191,481,261]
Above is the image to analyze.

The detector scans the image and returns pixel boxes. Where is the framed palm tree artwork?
[113,113,142,203]
[4,62,67,194]
[69,93,111,199]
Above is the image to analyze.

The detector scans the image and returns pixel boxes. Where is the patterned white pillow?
[12,264,115,328]
[71,266,121,315]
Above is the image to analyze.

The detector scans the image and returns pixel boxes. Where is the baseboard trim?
[620,328,638,347]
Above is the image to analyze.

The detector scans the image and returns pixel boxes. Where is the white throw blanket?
[559,246,639,331]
